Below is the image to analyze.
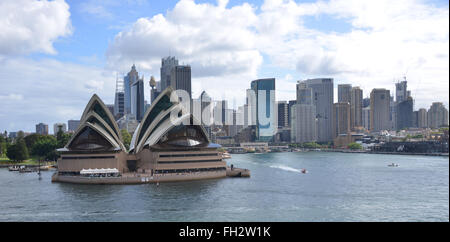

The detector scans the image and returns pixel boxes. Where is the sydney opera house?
[52,87,230,184]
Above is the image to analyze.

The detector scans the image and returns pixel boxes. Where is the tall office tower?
[246,88,257,126]
[338,84,352,103]
[389,95,396,130]
[362,107,371,130]
[396,96,414,130]
[299,78,334,142]
[251,78,276,142]
[288,100,297,127]
[124,64,139,115]
[36,123,48,135]
[412,111,419,128]
[277,101,289,128]
[53,123,67,134]
[131,78,145,121]
[350,86,363,130]
[68,120,80,132]
[160,56,179,91]
[292,83,317,143]
[427,102,449,128]
[417,108,428,128]
[170,65,192,97]
[363,98,370,108]
[370,89,391,132]
[114,75,125,119]
[396,79,408,103]
[332,102,351,138]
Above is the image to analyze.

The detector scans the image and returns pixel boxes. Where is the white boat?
[8,165,20,171]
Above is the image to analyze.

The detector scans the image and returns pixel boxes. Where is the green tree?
[6,139,29,161]
[56,130,72,148]
[24,133,43,151]
[347,142,363,150]
[121,129,132,151]
[31,138,58,161]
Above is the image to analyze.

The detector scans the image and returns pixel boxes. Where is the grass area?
[0,155,55,165]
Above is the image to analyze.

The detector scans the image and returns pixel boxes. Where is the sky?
[0,0,448,134]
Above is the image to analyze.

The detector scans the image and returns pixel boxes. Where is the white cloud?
[0,57,115,132]
[0,0,72,56]
[105,0,448,110]
[106,0,262,100]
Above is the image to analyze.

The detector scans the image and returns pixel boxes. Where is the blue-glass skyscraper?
[250,78,276,142]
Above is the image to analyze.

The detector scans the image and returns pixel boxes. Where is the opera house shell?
[52,87,227,184]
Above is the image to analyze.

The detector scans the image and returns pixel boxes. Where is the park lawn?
[0,156,55,165]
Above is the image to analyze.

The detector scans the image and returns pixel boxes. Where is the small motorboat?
[388,163,399,167]
[19,166,34,173]
[8,165,20,171]
[301,168,307,174]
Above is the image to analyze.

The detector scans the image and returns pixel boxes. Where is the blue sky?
[0,0,448,133]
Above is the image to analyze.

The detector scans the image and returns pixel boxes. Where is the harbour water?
[0,152,448,221]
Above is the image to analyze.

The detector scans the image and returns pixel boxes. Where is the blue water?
[0,152,448,221]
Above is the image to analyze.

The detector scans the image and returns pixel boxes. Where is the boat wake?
[269,165,302,173]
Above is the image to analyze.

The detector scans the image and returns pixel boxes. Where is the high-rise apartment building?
[370,89,391,132]
[350,86,363,130]
[417,108,428,128]
[36,123,48,135]
[332,102,351,138]
[427,102,449,128]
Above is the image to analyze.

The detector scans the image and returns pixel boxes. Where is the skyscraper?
[370,89,391,132]
[417,108,428,128]
[160,56,179,91]
[292,82,317,143]
[396,96,413,130]
[362,107,371,130]
[350,86,363,130]
[170,65,192,97]
[124,64,139,115]
[131,78,145,121]
[299,78,334,142]
[114,75,125,119]
[338,84,352,103]
[332,102,351,138]
[251,78,276,142]
[68,120,80,132]
[427,102,449,128]
[277,101,289,128]
[36,123,48,135]
[396,79,408,103]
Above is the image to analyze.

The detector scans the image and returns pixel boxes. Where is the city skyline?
[0,0,449,133]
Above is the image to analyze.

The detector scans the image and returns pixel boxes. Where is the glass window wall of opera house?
[52,87,226,184]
